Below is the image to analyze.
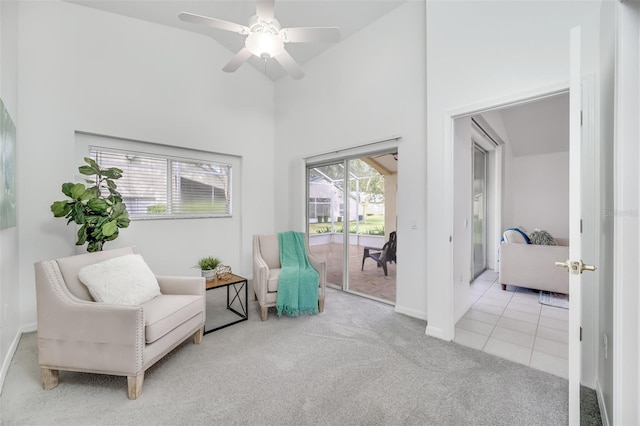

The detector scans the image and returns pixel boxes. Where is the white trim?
[395,305,427,321]
[424,324,446,340]
[596,379,611,426]
[304,136,401,164]
[0,323,36,394]
[446,82,569,119]
[613,1,640,424]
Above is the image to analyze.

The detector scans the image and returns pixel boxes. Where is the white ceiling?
[68,0,407,81]
[66,0,566,157]
[479,93,569,157]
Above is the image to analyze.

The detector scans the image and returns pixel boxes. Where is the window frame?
[76,132,238,222]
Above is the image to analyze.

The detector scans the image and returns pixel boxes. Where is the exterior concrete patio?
[309,242,396,304]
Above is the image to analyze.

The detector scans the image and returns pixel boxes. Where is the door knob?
[555,259,597,275]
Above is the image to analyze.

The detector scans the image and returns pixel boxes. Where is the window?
[89,147,232,219]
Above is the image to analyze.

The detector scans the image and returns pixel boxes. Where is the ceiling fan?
[179,0,341,80]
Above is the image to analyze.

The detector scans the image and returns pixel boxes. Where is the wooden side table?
[204,274,248,334]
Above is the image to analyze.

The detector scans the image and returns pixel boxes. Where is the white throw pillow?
[78,254,161,305]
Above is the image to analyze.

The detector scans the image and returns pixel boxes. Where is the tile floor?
[454,269,569,379]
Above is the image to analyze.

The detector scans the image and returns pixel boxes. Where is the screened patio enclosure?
[307,154,397,304]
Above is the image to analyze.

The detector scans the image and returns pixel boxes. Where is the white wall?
[453,116,472,322]
[504,151,570,238]
[274,1,428,319]
[0,0,20,390]
[16,1,275,329]
[426,0,601,339]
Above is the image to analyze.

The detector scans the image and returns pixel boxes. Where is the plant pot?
[201,269,216,282]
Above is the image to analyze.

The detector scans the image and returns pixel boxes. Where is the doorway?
[306,151,397,304]
[453,91,573,381]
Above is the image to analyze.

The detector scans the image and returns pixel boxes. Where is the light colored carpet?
[1,288,571,425]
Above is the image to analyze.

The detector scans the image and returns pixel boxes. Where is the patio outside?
[307,157,397,304]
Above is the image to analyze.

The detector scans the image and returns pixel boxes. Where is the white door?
[563,26,597,425]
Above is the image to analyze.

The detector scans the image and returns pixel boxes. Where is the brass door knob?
[555,259,597,275]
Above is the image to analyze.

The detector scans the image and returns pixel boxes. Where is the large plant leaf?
[106,230,119,241]
[61,182,75,198]
[76,225,88,245]
[70,183,87,200]
[78,165,97,176]
[51,201,71,217]
[102,220,118,237]
[72,203,85,224]
[87,198,108,213]
[102,168,123,179]
[84,186,100,200]
[81,157,101,174]
[116,216,130,228]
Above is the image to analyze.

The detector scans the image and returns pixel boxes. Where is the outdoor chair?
[361,231,397,276]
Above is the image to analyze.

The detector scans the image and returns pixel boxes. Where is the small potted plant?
[197,256,221,282]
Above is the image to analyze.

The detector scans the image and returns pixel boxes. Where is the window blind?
[89,147,232,219]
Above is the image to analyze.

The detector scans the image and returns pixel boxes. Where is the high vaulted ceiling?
[66,1,567,158]
[68,0,407,81]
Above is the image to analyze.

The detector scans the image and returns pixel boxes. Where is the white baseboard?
[21,322,37,333]
[596,379,610,426]
[0,328,23,395]
[394,304,427,321]
[425,324,449,340]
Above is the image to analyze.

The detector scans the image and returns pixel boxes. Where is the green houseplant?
[197,256,221,281]
[51,157,130,252]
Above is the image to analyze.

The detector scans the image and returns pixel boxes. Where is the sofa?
[34,246,206,399]
[498,233,570,294]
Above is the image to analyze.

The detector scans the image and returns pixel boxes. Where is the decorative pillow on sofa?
[502,227,530,244]
[78,254,161,305]
[528,229,557,246]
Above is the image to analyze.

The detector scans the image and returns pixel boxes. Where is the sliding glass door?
[472,144,487,278]
[307,152,397,304]
[307,163,345,289]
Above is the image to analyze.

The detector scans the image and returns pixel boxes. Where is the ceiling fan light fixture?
[245,32,284,59]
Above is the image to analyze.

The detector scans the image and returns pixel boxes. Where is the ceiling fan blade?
[256,0,275,22]
[223,48,253,73]
[274,49,305,80]
[280,27,341,43]
[179,12,249,35]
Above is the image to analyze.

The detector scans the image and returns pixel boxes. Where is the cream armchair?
[252,234,326,321]
[34,246,205,399]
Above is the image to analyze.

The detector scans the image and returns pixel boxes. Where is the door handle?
[555,259,597,275]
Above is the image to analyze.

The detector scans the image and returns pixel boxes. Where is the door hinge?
[580,327,583,342]
[580,219,583,234]
[580,110,583,126]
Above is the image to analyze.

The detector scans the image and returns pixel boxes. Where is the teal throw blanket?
[276,231,319,317]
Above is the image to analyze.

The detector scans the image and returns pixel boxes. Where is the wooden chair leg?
[193,327,204,344]
[41,368,59,390]
[261,306,268,321]
[318,298,324,313]
[127,372,144,400]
